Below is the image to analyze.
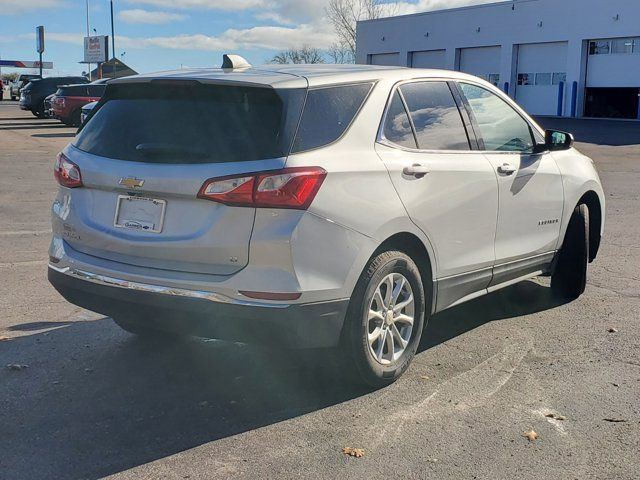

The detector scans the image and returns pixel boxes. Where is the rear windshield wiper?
[135,143,208,159]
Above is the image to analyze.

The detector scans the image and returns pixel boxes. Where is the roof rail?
[222,54,252,69]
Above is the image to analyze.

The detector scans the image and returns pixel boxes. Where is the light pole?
[110,0,116,78]
[86,0,91,80]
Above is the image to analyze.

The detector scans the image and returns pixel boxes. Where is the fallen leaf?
[420,375,430,380]
[342,447,365,458]
[603,418,626,423]
[6,364,29,370]
[608,328,618,333]
[523,430,539,441]
[545,413,566,421]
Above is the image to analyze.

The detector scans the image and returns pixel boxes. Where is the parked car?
[80,101,98,125]
[42,94,55,118]
[19,76,88,118]
[10,74,41,101]
[48,58,605,387]
[50,80,107,126]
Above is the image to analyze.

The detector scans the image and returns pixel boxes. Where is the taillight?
[54,152,83,188]
[198,167,326,210]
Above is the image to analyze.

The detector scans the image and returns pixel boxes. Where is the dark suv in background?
[51,80,108,126]
[19,76,88,118]
[10,74,41,101]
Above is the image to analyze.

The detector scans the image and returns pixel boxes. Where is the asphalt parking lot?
[1,102,638,480]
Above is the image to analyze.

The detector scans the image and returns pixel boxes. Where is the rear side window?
[382,91,417,149]
[291,83,372,153]
[74,83,305,164]
[399,81,470,151]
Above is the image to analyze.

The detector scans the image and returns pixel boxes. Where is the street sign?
[83,36,109,63]
[0,60,53,69]
[36,26,45,54]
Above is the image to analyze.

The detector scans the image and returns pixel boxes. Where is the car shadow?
[1,280,565,480]
[420,279,567,351]
[31,132,76,138]
[0,124,72,131]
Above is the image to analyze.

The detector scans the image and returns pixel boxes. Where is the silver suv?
[49,58,604,386]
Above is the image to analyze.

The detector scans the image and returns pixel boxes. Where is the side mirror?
[534,130,573,153]
[546,129,574,151]
[534,129,574,153]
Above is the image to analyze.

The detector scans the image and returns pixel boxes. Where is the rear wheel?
[552,204,589,299]
[343,250,426,387]
[68,109,82,127]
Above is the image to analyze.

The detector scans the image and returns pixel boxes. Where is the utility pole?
[86,0,91,80]
[110,0,116,78]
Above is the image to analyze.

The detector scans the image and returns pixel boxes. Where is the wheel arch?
[373,232,436,315]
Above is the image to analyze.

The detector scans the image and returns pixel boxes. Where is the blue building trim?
[570,81,578,117]
[556,81,565,116]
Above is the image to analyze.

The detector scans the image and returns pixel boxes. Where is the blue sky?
[0,0,492,77]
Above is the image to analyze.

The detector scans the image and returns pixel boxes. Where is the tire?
[343,250,426,388]
[551,204,589,299]
[112,315,181,340]
[11,96,17,101]
[69,109,82,127]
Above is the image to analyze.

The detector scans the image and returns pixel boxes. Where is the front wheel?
[552,204,589,299]
[343,250,426,387]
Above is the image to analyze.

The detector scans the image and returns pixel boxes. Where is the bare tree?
[325,0,397,62]
[327,41,353,64]
[269,46,326,64]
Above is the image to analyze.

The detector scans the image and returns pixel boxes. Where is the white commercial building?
[356,0,640,119]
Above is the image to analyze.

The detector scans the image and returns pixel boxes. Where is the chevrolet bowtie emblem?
[119,177,145,189]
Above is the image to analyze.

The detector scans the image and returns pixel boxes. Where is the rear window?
[74,83,305,164]
[291,83,373,153]
[58,85,88,96]
[86,84,106,96]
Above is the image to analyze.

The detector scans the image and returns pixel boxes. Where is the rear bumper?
[48,265,349,348]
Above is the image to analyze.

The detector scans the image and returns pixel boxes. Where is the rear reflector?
[239,290,302,301]
[54,152,83,188]
[198,167,326,210]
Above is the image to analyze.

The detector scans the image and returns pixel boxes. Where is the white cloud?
[128,23,335,51]
[19,22,335,53]
[119,9,188,24]
[128,0,266,11]
[387,0,497,16]
[0,0,64,14]
[254,12,295,26]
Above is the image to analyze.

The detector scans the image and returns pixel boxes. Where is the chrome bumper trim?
[48,264,290,309]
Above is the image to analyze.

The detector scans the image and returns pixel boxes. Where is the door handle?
[403,164,429,178]
[497,163,517,175]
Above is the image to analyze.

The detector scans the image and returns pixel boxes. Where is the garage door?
[410,50,446,69]
[515,42,568,116]
[458,46,501,86]
[368,53,400,66]
[584,38,640,118]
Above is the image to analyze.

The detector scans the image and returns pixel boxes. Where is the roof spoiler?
[222,54,252,70]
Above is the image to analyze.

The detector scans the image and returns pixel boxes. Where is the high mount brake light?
[197,167,327,210]
[54,152,83,188]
